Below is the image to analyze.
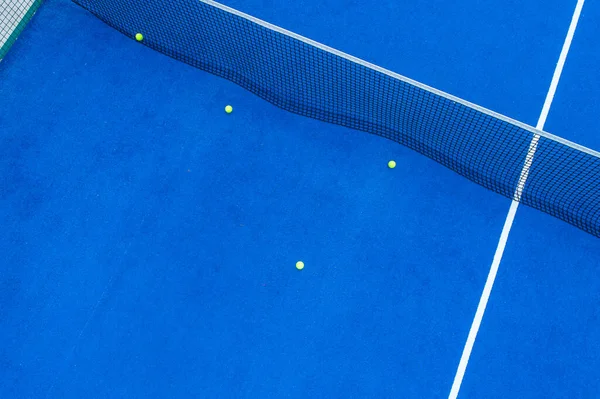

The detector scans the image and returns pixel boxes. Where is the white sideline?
[448,1,586,398]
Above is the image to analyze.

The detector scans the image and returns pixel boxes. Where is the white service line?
[448,1,586,398]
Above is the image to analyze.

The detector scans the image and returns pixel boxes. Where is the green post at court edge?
[0,0,44,61]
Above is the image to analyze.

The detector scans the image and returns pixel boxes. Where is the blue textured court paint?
[545,1,600,150]
[460,1,600,395]
[460,208,600,398]
[0,1,504,397]
[1,0,597,398]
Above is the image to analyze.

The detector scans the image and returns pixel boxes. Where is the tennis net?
[73,0,600,237]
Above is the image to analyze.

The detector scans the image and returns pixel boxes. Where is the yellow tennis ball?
[296,261,304,270]
[225,105,233,114]
[135,33,143,42]
[388,160,396,169]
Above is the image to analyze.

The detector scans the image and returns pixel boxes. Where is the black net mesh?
[0,0,43,59]
[73,0,600,237]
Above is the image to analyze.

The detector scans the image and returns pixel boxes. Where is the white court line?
[448,1,586,398]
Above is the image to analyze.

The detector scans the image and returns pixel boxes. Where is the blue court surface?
[1,0,598,397]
